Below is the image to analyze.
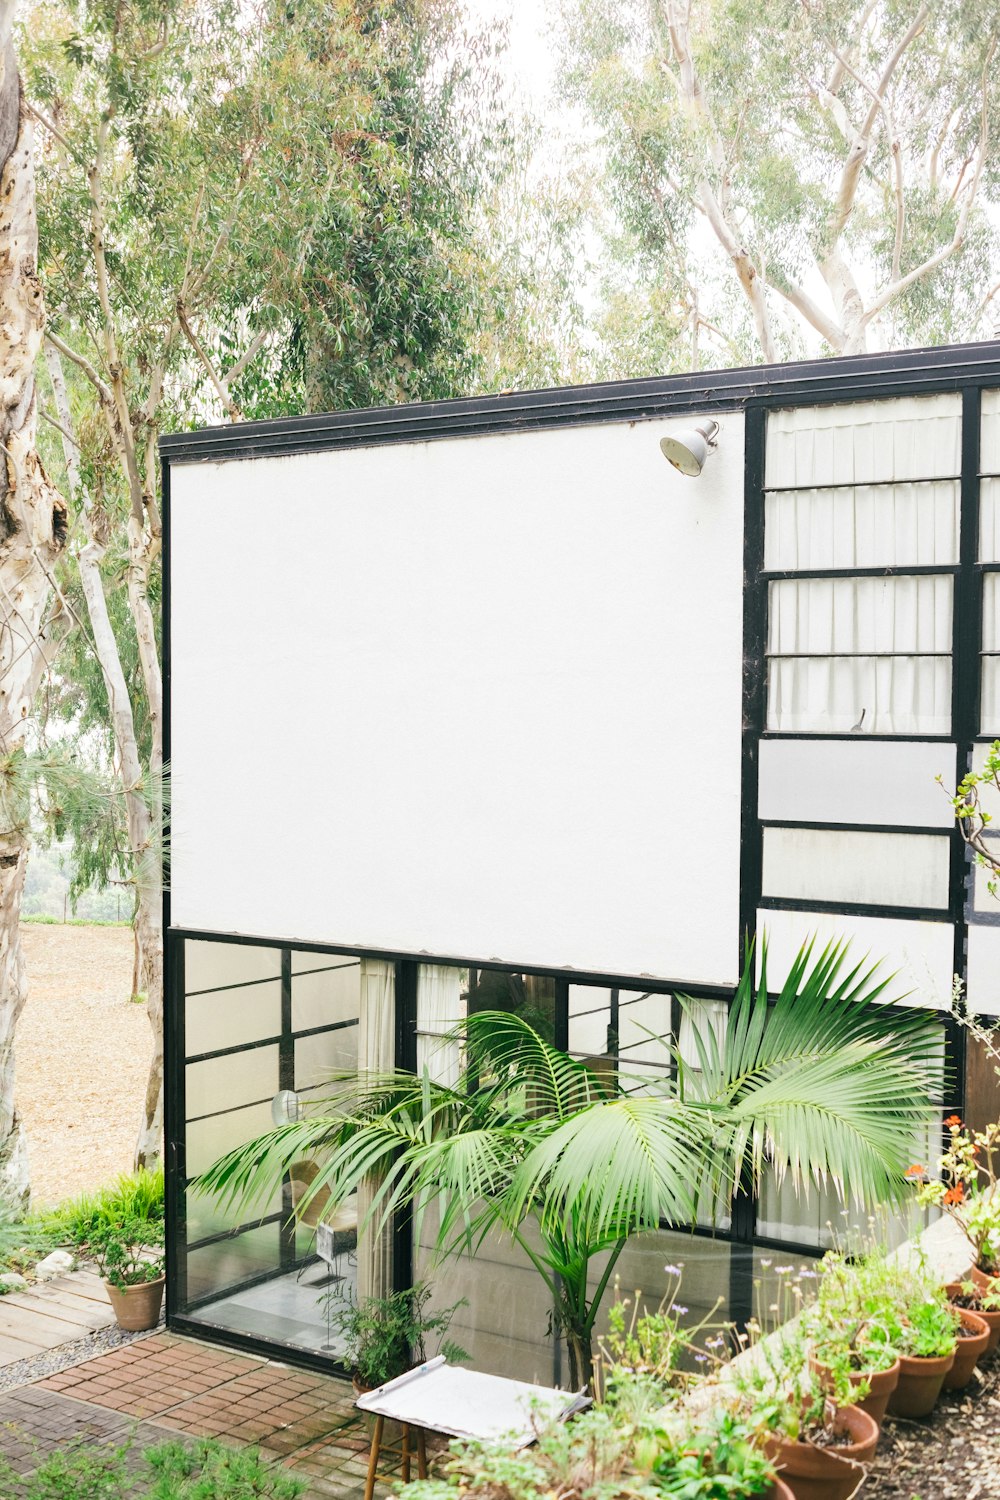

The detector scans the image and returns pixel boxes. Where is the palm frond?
[461,1010,604,1118]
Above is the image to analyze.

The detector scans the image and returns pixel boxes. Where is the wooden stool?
[363,1415,428,1500]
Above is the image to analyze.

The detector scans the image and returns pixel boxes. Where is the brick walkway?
[0,1332,401,1499]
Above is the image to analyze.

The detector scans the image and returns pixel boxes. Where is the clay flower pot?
[943,1306,990,1389]
[809,1354,900,1430]
[767,1481,796,1500]
[104,1275,164,1332]
[946,1280,1000,1357]
[765,1404,879,1500]
[886,1347,956,1419]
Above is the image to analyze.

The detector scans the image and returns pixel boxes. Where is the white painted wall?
[169,413,746,985]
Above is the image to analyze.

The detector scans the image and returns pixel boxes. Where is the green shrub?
[0,1436,306,1498]
[40,1168,164,1247]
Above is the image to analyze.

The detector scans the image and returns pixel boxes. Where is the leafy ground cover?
[0,1435,305,1499]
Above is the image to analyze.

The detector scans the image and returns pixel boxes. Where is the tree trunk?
[45,344,163,1171]
[0,13,68,1201]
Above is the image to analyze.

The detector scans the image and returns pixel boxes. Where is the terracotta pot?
[809,1354,900,1430]
[943,1306,990,1389]
[945,1280,1000,1357]
[767,1482,796,1500]
[765,1405,879,1500]
[972,1263,1000,1294]
[104,1275,164,1332]
[885,1347,956,1419]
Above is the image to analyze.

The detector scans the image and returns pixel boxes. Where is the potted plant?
[90,1216,165,1331]
[912,1115,1000,1280]
[731,1329,878,1500]
[805,1250,901,1428]
[328,1282,467,1394]
[647,1408,795,1500]
[942,1301,990,1390]
[884,1273,958,1419]
[945,1274,1000,1355]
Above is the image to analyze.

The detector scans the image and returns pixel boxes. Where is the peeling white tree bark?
[45,346,164,1173]
[0,6,68,1201]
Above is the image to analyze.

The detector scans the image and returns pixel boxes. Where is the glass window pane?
[186,1224,282,1306]
[978,477,1000,562]
[982,389,1000,477]
[186,1100,276,1179]
[966,925,1000,1018]
[618,990,673,1072]
[765,394,962,488]
[762,827,950,910]
[767,655,951,735]
[758,739,956,827]
[186,1046,279,1123]
[765,480,959,571]
[467,969,556,1042]
[185,940,281,993]
[294,1025,358,1092]
[186,982,281,1058]
[291,960,361,1032]
[768,576,953,656]
[982,658,1000,734]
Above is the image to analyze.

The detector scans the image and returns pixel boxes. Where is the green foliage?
[88,1215,165,1289]
[327,1282,468,1388]
[558,0,1000,367]
[0,1435,305,1499]
[40,1167,164,1247]
[650,1409,777,1499]
[0,1187,57,1275]
[196,939,940,1388]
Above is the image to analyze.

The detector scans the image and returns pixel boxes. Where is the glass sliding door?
[174,937,372,1361]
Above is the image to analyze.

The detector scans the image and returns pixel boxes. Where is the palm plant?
[196,941,941,1389]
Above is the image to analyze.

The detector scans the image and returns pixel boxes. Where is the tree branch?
[44,329,113,408]
[176,301,241,421]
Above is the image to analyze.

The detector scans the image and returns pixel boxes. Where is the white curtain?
[764,480,959,571]
[765,394,962,489]
[416,964,462,1089]
[982,389,1000,479]
[766,575,953,734]
[357,959,395,1302]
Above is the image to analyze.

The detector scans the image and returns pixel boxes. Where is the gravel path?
[0,1313,163,1394]
[865,1358,1000,1499]
[17,925,150,1207]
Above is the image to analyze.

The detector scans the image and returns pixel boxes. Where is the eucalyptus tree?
[198,942,941,1389]
[560,0,1000,367]
[0,0,71,1197]
[22,0,527,1170]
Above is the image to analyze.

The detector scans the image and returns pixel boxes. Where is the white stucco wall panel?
[169,413,746,985]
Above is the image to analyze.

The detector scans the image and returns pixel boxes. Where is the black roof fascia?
[159,339,1000,466]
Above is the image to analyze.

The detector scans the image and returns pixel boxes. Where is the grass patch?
[21,915,132,927]
[38,1167,164,1247]
[0,1435,306,1498]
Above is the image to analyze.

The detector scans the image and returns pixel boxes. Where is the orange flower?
[905,1164,925,1178]
[945,1115,963,1129]
[944,1183,965,1206]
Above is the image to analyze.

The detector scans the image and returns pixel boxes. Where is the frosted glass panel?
[768,576,952,656]
[978,478,1000,562]
[762,827,950,909]
[971,853,1000,913]
[677,999,727,1067]
[186,1101,276,1177]
[765,395,962,487]
[618,990,673,1068]
[767,655,951,734]
[186,982,281,1058]
[186,1045,279,1122]
[185,940,281,993]
[982,390,1000,476]
[982,658,1000,734]
[757,740,956,827]
[757,908,953,1008]
[291,961,361,1032]
[765,481,959,571]
[294,1025,359,1090]
[966,924,1000,1017]
[187,1224,281,1304]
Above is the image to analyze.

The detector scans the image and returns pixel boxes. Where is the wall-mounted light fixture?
[271,1088,301,1126]
[659,419,720,477]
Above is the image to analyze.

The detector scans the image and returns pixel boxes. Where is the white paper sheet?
[354,1357,588,1447]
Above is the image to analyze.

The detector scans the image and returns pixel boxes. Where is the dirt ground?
[867,1357,1000,1499]
[16,924,150,1208]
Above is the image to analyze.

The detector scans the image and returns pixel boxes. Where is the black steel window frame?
[162,343,1000,1372]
